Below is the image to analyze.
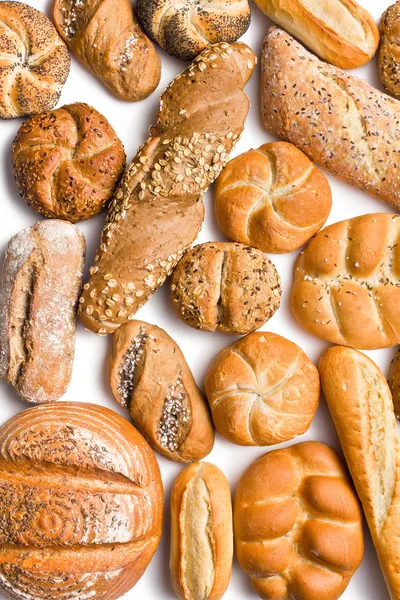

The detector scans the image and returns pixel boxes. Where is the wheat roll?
[379,2,400,98]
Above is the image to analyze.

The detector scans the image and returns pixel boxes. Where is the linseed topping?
[118,327,148,406]
[158,376,190,452]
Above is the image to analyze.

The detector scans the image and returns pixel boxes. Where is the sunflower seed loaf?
[78,42,256,335]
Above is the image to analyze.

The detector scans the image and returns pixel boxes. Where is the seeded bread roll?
[12,103,126,223]
[380,2,400,98]
[0,220,85,404]
[0,2,70,119]
[137,0,251,61]
[214,142,332,254]
[170,462,233,600]
[0,402,163,600]
[78,42,256,335]
[261,27,400,211]
[171,242,281,335]
[389,348,400,420]
[53,0,160,102]
[109,321,214,463]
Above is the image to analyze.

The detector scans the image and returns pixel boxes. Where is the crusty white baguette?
[319,346,400,599]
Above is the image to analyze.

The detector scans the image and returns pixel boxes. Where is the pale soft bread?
[319,346,400,600]
[291,214,400,349]
[261,28,400,211]
[234,442,364,600]
[78,43,256,335]
[53,0,160,102]
[214,142,332,254]
[389,349,400,420]
[379,2,400,98]
[170,462,233,600]
[254,0,379,68]
[204,332,320,446]
[109,320,214,463]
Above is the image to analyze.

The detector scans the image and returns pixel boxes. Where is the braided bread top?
[0,2,70,119]
[291,213,400,349]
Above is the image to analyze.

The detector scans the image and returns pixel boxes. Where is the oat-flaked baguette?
[79,43,256,335]
[261,27,400,211]
[0,221,86,404]
[319,346,400,600]
[53,0,160,102]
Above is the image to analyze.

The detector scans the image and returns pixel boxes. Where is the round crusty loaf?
[12,103,126,223]
[214,142,332,254]
[379,2,400,98]
[0,2,70,119]
[389,348,400,420]
[137,0,251,61]
[234,442,364,600]
[0,402,163,600]
[171,242,281,335]
[204,332,320,446]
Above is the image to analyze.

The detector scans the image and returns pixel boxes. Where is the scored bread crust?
[53,0,161,102]
[0,1,70,119]
[170,462,233,600]
[319,346,400,600]
[0,402,164,600]
[78,42,256,335]
[291,213,400,349]
[108,320,214,463]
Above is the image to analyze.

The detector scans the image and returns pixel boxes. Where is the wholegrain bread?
[261,28,400,211]
[319,346,400,600]
[109,320,214,463]
[79,43,256,335]
[389,348,400,420]
[291,214,400,349]
[0,402,163,600]
[170,462,233,600]
[379,2,400,98]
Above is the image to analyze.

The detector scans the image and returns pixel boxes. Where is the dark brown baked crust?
[380,1,400,98]
[389,348,400,419]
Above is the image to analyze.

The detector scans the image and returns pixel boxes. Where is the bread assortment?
[137,0,251,61]
[214,142,332,254]
[53,0,161,102]
[12,103,126,223]
[319,347,400,600]
[234,442,364,600]
[262,27,400,211]
[109,320,214,463]
[291,213,400,349]
[170,462,233,600]
[380,2,400,98]
[79,43,256,335]
[171,242,281,335]
[0,2,70,119]
[389,348,400,419]
[204,332,319,446]
[0,402,163,600]
[0,220,85,404]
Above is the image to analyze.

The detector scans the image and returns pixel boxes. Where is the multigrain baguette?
[261,27,400,211]
[319,346,400,600]
[79,42,256,335]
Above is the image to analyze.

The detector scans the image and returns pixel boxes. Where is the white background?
[0,1,396,598]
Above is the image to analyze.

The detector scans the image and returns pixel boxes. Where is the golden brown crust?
[170,462,233,600]
[291,213,400,349]
[137,0,251,61]
[214,142,332,254]
[171,242,281,335]
[53,0,160,102]
[0,1,70,119]
[78,42,256,335]
[379,2,400,98]
[261,27,400,210]
[0,402,163,600]
[389,348,400,420]
[0,220,86,404]
[234,441,364,600]
[109,320,214,463]
[254,0,379,68]
[319,347,400,600]
[12,103,126,223]
[204,332,319,446]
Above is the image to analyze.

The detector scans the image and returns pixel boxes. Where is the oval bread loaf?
[0,402,163,600]
[389,349,400,420]
[170,462,233,600]
[234,442,364,600]
[379,2,400,98]
[291,214,400,349]
[214,142,332,253]
[109,320,214,463]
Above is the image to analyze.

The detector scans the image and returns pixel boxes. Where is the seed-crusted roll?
[109,321,214,463]
[379,2,400,98]
[389,348,400,420]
